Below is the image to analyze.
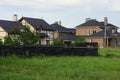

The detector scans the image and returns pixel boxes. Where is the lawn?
[0,48,120,80]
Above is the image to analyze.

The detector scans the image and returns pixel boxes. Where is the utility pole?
[104,17,108,48]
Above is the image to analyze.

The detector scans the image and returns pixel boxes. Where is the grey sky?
[0,0,120,29]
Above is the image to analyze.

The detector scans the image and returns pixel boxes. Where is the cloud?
[1,0,120,12]
[109,0,120,11]
[1,0,80,7]
[0,0,108,7]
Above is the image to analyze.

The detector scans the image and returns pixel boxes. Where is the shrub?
[4,36,20,46]
[72,36,85,46]
[0,39,3,45]
[51,39,66,47]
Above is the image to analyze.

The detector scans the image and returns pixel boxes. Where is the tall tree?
[19,26,39,45]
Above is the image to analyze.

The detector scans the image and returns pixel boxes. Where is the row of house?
[0,15,76,45]
[0,15,120,48]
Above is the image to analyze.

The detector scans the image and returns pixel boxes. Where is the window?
[93,30,96,34]
[46,40,50,45]
[89,39,92,42]
[86,31,90,35]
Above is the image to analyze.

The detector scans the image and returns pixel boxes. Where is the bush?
[51,39,66,47]
[0,39,3,45]
[72,36,85,46]
[4,36,20,46]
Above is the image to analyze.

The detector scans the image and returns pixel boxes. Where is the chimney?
[104,17,108,26]
[59,21,61,25]
[86,18,91,22]
[13,14,17,21]
[55,21,59,25]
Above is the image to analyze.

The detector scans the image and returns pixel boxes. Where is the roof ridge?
[22,16,44,20]
[0,19,16,22]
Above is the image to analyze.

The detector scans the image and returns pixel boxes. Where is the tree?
[4,36,20,46]
[72,36,85,46]
[9,27,20,35]
[51,39,66,47]
[0,39,3,45]
[19,26,39,45]
[4,26,39,46]
[4,27,21,46]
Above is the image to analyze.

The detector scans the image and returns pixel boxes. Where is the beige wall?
[0,27,8,42]
[54,31,59,39]
[41,30,54,45]
[20,19,36,33]
[20,19,54,45]
[76,27,102,36]
[86,38,104,48]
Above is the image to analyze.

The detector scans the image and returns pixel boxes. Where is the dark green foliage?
[51,39,66,47]
[6,26,39,45]
[12,39,20,46]
[0,39,3,45]
[4,27,21,46]
[19,26,39,45]
[4,36,13,46]
[4,36,20,46]
[72,36,85,46]
[8,27,20,35]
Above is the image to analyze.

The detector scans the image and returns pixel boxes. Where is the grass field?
[0,48,120,80]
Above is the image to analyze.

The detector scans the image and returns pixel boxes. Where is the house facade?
[76,17,120,48]
[51,22,76,44]
[19,17,55,45]
[0,20,23,42]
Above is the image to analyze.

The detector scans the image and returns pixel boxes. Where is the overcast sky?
[0,0,120,29]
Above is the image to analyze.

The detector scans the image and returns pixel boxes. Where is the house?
[19,17,55,45]
[0,19,23,42]
[51,22,76,44]
[76,17,120,48]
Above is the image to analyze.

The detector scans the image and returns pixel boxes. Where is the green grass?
[99,47,120,56]
[0,48,120,80]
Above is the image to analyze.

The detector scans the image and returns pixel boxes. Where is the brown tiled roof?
[76,19,118,29]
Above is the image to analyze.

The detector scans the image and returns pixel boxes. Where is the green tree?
[4,27,21,46]
[4,36,20,46]
[72,36,85,46]
[4,36,13,46]
[51,39,66,47]
[0,39,3,45]
[9,27,20,35]
[19,26,39,45]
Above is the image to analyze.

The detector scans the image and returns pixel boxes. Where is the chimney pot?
[104,17,108,26]
[59,21,61,25]
[86,18,91,22]
[13,14,17,21]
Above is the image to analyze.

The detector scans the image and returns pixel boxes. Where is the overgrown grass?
[98,47,120,56]
[0,48,120,80]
